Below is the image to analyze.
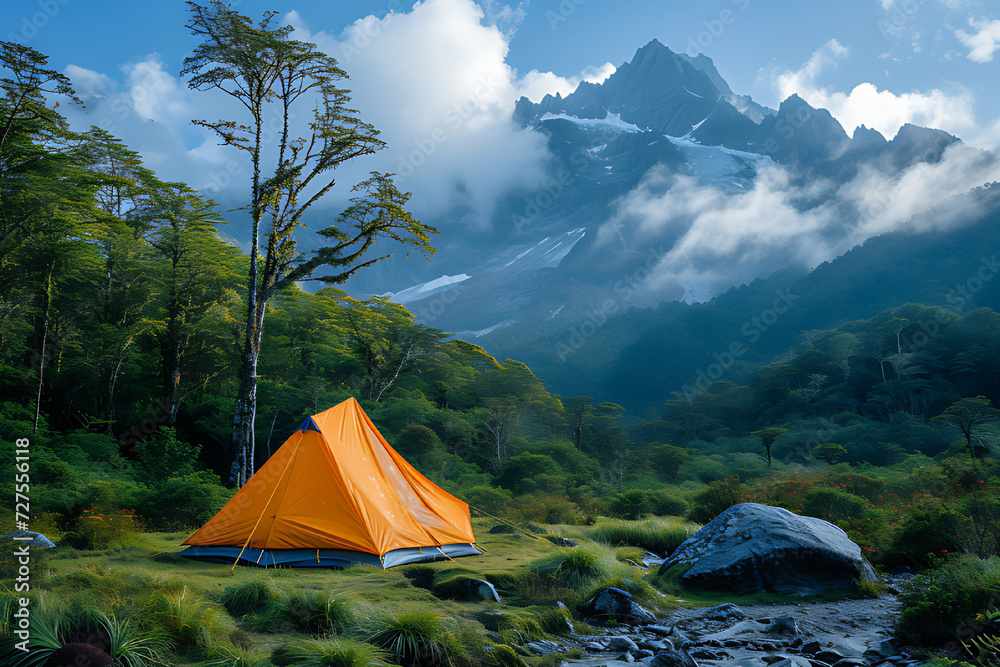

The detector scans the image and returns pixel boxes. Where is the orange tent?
[180,397,479,567]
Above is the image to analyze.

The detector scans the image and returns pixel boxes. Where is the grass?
[8,517,716,666]
[271,637,391,667]
[586,517,696,556]
[220,577,278,617]
[366,608,456,666]
[533,545,614,589]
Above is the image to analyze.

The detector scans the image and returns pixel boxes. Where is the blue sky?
[5,0,999,228]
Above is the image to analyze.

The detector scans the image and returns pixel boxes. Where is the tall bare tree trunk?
[32,267,52,434]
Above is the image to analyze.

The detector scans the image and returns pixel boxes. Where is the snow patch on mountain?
[540,111,643,133]
[386,274,471,305]
[666,135,774,192]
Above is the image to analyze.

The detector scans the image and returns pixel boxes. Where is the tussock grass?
[365,608,457,667]
[220,577,278,617]
[533,544,615,589]
[587,517,695,556]
[270,637,391,667]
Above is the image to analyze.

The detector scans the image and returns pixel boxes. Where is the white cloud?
[606,143,1000,301]
[956,17,1000,63]
[773,39,976,140]
[288,0,563,228]
[63,64,114,100]
[514,61,616,103]
[124,54,192,125]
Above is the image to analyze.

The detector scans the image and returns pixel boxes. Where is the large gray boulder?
[657,503,878,595]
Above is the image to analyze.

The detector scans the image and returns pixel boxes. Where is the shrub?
[460,485,512,514]
[128,470,232,531]
[896,555,1000,646]
[688,475,749,524]
[801,487,870,524]
[61,497,144,551]
[646,489,688,518]
[609,490,650,520]
[882,501,959,568]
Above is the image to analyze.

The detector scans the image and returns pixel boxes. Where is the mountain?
[358,39,998,411]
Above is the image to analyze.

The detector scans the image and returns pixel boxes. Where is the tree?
[751,427,787,467]
[932,396,999,461]
[563,395,593,451]
[0,42,99,432]
[182,2,437,486]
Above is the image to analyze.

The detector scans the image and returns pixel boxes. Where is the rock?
[651,649,700,667]
[524,640,560,655]
[469,579,501,603]
[636,649,655,659]
[585,641,604,651]
[815,649,846,664]
[643,625,673,636]
[640,639,673,652]
[800,641,822,655]
[770,658,812,667]
[2,530,56,548]
[584,587,658,625]
[657,504,879,595]
[606,636,639,652]
[762,656,786,665]
[862,640,895,660]
[690,602,747,621]
[766,616,801,636]
[545,535,581,548]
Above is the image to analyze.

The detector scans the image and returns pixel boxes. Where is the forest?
[2,11,1000,666]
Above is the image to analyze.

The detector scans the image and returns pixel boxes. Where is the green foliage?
[271,637,390,667]
[883,502,959,568]
[689,475,750,524]
[277,589,352,636]
[62,497,144,550]
[366,609,455,667]
[897,555,1000,646]
[488,644,529,667]
[533,546,613,590]
[812,442,848,464]
[220,578,278,618]
[589,518,693,556]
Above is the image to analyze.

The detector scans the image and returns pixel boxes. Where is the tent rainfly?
[179,397,480,567]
